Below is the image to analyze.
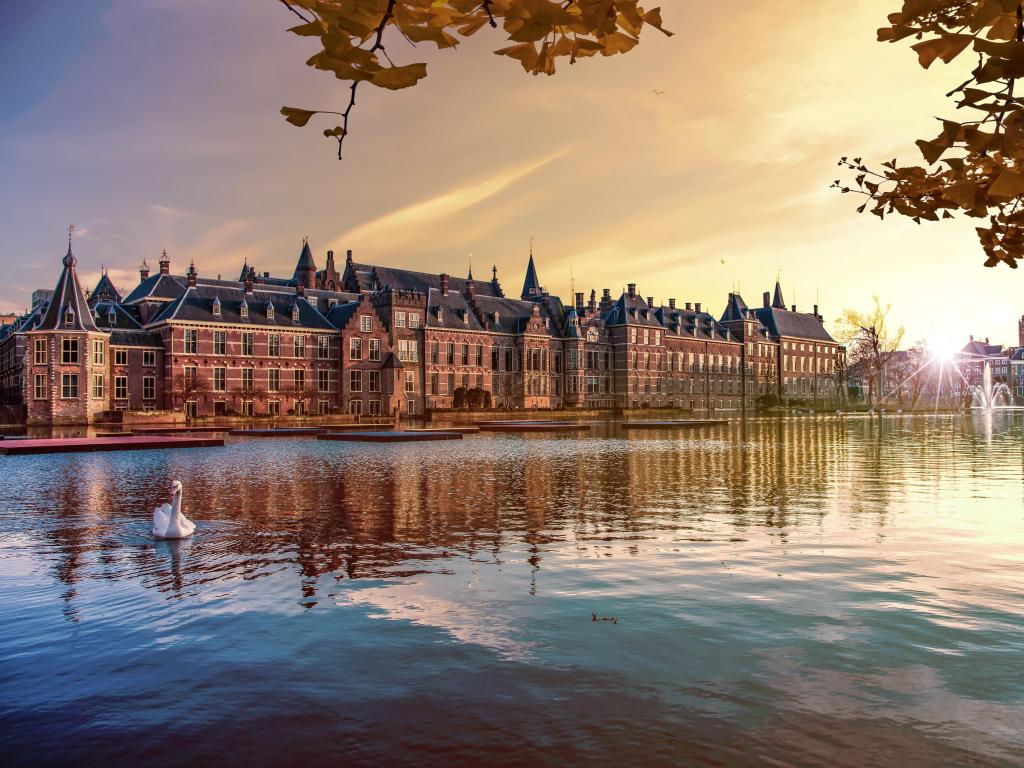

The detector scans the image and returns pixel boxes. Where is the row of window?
[184,365,332,393]
[31,372,156,401]
[183,329,331,359]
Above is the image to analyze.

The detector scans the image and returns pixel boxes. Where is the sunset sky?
[0,0,1018,346]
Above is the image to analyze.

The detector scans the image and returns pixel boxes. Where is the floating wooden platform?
[318,431,464,443]
[620,419,728,429]
[404,426,480,434]
[131,425,230,434]
[229,427,327,436]
[0,435,224,456]
[319,423,396,431]
[478,422,592,432]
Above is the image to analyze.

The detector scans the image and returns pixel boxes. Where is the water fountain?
[970,360,1017,410]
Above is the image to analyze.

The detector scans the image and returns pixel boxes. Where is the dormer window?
[107,306,117,324]
[494,311,500,325]
[64,306,75,326]
[266,302,275,320]
[240,299,249,319]
[212,296,221,316]
[291,303,300,322]
[328,298,338,308]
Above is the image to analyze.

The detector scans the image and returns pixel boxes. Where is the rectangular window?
[461,344,469,366]
[317,369,330,392]
[268,368,280,392]
[115,375,128,400]
[143,350,156,367]
[293,369,305,390]
[242,367,254,391]
[446,343,455,365]
[349,369,362,392]
[34,373,47,400]
[242,332,254,356]
[368,399,381,416]
[91,373,104,399]
[369,370,381,392]
[398,339,418,362]
[269,334,280,358]
[143,377,155,400]
[92,340,105,366]
[405,370,416,393]
[369,338,381,362]
[62,338,79,364]
[294,336,306,358]
[475,344,483,367]
[214,331,226,355]
[408,313,420,329]
[114,348,127,366]
[492,347,499,370]
[360,315,372,333]
[430,373,438,395]
[430,342,439,364]
[184,328,198,354]
[34,339,46,365]
[61,373,78,399]
[395,311,406,328]
[447,373,455,395]
[349,337,362,360]
[268,401,280,417]
[213,367,226,392]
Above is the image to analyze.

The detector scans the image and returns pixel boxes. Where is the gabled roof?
[470,293,554,335]
[89,271,122,305]
[754,306,836,343]
[720,292,749,323]
[654,305,734,342]
[123,273,187,304]
[604,293,663,328]
[426,288,486,332]
[960,339,1006,358]
[93,301,143,331]
[37,245,100,332]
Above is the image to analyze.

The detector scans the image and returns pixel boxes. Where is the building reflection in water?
[8,415,1019,609]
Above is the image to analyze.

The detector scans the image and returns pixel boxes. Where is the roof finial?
[529,236,534,257]
[63,225,76,266]
[467,253,473,281]
[492,264,497,280]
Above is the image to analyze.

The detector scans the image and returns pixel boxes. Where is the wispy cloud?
[334,150,566,251]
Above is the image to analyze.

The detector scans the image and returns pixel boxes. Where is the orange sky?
[0,1,1018,346]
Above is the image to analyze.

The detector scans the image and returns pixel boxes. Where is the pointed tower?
[772,280,786,309]
[521,242,543,300]
[89,267,122,306]
[293,238,317,290]
[28,237,110,424]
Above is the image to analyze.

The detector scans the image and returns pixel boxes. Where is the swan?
[152,480,195,539]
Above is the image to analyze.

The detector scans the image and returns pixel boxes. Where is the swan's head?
[171,480,182,496]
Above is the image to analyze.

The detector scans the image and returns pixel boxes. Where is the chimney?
[600,288,612,312]
[627,283,636,297]
[575,292,584,312]
[695,302,702,313]
[763,291,770,308]
[813,304,819,317]
[791,304,797,312]
[668,298,676,309]
[264,271,270,279]
[685,302,692,311]
[244,273,253,293]
[346,249,353,265]
[296,283,305,296]
[139,260,150,281]
[440,273,449,294]
[589,289,597,312]
[986,337,990,344]
[326,249,335,267]
[647,296,654,308]
[159,249,170,275]
[186,261,197,287]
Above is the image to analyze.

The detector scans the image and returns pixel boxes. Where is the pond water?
[1,416,1022,767]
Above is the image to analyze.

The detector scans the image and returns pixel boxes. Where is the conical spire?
[772,280,786,309]
[293,238,317,289]
[521,241,542,299]
[38,238,99,332]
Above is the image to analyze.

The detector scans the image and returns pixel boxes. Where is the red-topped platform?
[0,435,224,456]
[318,431,464,443]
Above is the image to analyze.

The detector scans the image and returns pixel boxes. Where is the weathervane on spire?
[467,253,473,281]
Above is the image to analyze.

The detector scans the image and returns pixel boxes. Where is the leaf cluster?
[837,0,1024,267]
[278,0,671,157]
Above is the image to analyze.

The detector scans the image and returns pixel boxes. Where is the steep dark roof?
[293,241,317,278]
[123,273,186,304]
[720,292,749,323]
[348,261,503,298]
[89,271,122,304]
[960,339,1005,357]
[521,253,541,298]
[37,245,100,332]
[93,301,143,331]
[655,306,735,342]
[470,294,551,335]
[754,306,836,343]
[772,281,786,309]
[325,301,359,330]
[426,289,486,332]
[604,293,663,328]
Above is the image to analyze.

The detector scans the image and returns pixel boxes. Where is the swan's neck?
[171,491,182,520]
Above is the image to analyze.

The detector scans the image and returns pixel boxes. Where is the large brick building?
[0,239,844,424]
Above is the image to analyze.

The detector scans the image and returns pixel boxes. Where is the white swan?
[152,480,196,539]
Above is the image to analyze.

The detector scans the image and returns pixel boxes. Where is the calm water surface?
[1,416,1023,767]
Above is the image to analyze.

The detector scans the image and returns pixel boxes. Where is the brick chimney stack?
[627,283,636,297]
[763,291,770,308]
[440,273,449,294]
[159,249,170,275]
[589,289,597,312]
[668,298,676,309]
[647,296,654,308]
[695,302,702,313]
[139,260,150,281]
[575,292,584,312]
[186,260,197,287]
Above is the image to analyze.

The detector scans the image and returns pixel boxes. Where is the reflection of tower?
[1018,315,1024,348]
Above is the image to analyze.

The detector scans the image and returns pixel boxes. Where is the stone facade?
[0,240,845,424]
